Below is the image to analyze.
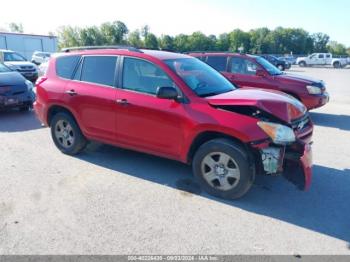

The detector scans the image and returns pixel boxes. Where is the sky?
[1,0,349,46]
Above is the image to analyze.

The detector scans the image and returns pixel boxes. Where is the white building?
[0,32,58,60]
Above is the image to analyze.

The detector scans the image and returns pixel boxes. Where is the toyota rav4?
[34,46,313,199]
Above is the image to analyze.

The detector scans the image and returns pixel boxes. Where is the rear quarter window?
[56,55,81,79]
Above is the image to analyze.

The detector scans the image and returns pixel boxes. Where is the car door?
[222,56,276,90]
[114,57,187,159]
[317,54,325,65]
[65,55,118,142]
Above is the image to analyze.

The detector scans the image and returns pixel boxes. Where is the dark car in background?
[260,55,291,71]
[189,52,329,110]
[0,49,39,82]
[0,62,36,111]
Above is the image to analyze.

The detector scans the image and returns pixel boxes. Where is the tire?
[192,138,255,200]
[298,61,306,67]
[50,112,87,155]
[277,64,285,71]
[333,62,340,69]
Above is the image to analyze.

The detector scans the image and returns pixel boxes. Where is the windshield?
[0,63,11,73]
[4,52,27,62]
[164,58,235,97]
[256,57,282,76]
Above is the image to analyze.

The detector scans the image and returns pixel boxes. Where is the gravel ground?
[0,66,349,255]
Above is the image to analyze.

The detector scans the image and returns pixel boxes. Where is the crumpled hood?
[276,73,323,85]
[206,88,307,123]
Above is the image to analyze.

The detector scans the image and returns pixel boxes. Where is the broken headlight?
[306,85,322,94]
[257,121,295,145]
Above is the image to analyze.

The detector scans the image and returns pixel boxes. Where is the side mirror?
[156,86,179,100]
[256,69,266,77]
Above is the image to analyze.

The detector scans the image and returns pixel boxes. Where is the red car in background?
[34,47,313,199]
[188,52,329,110]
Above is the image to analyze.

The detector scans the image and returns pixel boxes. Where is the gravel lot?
[0,66,349,255]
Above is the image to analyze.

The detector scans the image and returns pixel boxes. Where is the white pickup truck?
[296,53,348,68]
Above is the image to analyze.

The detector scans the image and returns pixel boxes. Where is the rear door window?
[230,57,257,75]
[80,56,117,86]
[56,55,81,79]
[206,56,228,72]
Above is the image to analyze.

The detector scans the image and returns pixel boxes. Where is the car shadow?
[0,109,42,132]
[78,143,350,243]
[310,112,350,131]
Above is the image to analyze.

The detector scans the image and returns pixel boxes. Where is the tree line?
[3,21,349,55]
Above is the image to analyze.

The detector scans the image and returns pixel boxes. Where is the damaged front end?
[251,113,313,190]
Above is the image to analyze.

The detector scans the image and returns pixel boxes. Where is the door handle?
[116,99,129,105]
[65,89,78,96]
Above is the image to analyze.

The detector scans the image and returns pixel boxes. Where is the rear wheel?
[333,61,341,69]
[50,112,87,155]
[192,138,255,199]
[298,61,306,67]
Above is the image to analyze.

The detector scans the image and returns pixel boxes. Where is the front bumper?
[302,92,330,110]
[0,90,35,109]
[283,142,312,190]
[253,140,313,191]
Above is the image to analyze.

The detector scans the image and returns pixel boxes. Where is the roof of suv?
[58,48,190,61]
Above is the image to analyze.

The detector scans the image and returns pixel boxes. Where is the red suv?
[34,46,313,199]
[188,52,329,110]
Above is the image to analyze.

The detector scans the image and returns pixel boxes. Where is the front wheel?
[277,64,285,71]
[50,112,87,155]
[192,138,255,199]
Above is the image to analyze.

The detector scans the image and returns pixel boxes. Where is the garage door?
[24,38,43,60]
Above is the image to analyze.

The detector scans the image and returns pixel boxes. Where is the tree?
[228,29,250,53]
[79,26,104,46]
[144,33,159,49]
[188,31,215,51]
[159,35,174,51]
[57,26,81,48]
[327,41,347,55]
[249,28,270,54]
[141,25,150,38]
[9,23,24,33]
[217,33,230,51]
[312,33,330,53]
[127,30,143,47]
[173,34,190,52]
[100,21,128,45]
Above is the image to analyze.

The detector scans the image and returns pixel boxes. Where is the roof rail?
[61,45,143,53]
[183,51,236,54]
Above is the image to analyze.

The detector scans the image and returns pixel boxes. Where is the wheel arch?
[186,131,252,164]
[47,104,77,127]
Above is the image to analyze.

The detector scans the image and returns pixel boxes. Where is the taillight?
[35,77,48,86]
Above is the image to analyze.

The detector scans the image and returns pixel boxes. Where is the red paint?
[189,53,329,110]
[34,49,313,190]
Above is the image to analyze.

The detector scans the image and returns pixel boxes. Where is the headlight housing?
[257,121,296,145]
[25,80,34,91]
[8,64,20,71]
[306,85,322,94]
